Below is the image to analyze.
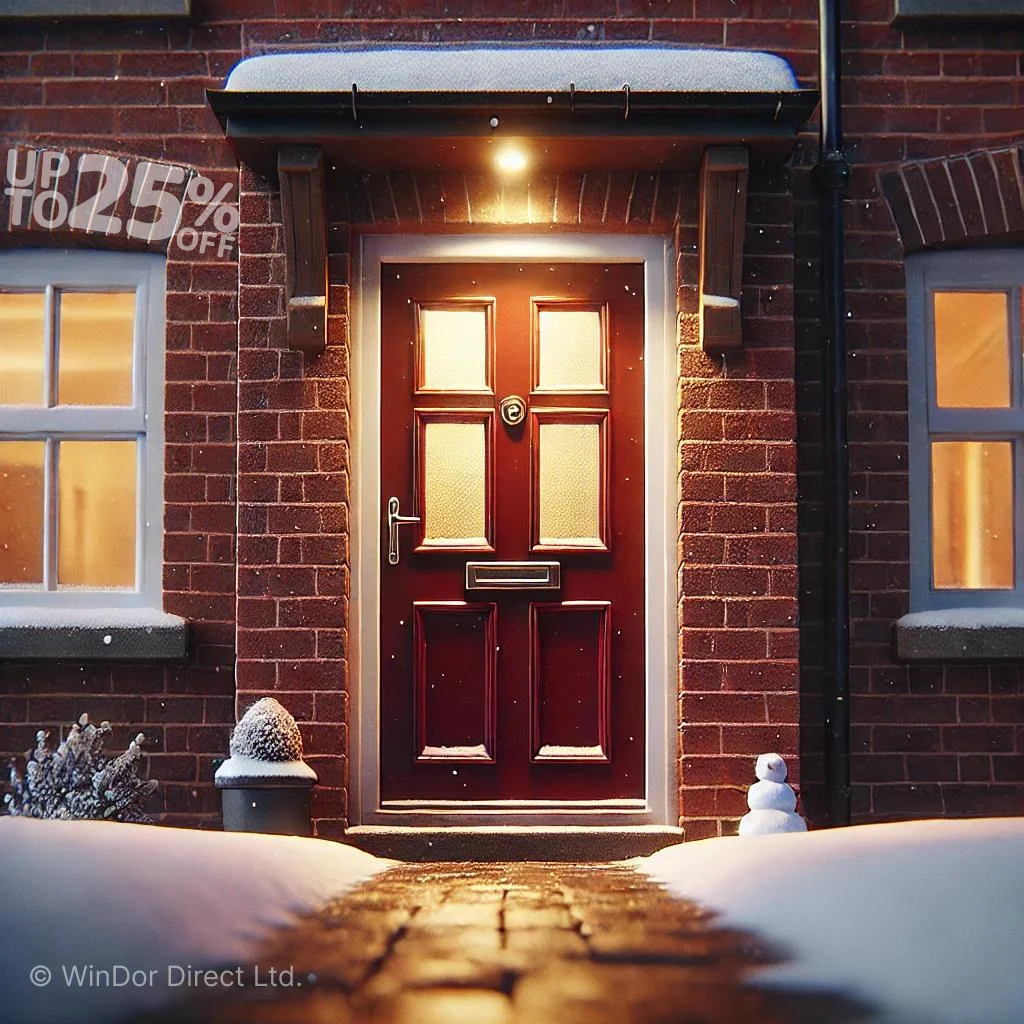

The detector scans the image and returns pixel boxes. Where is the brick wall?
[822,1,1024,821]
[3,0,1020,836]
[0,1,814,837]
[676,164,803,839]
[234,164,351,838]
[0,18,241,826]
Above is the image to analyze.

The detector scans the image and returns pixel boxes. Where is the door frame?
[351,233,677,827]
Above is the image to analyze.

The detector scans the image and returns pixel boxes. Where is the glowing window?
[0,251,164,606]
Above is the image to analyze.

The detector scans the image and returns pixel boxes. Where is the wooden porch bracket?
[698,147,749,352]
[278,146,327,356]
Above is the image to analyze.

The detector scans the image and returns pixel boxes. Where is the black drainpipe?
[816,0,851,826]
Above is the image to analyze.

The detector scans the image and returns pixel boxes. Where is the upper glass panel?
[0,292,46,407]
[421,420,488,546]
[58,292,135,407]
[417,306,491,393]
[933,291,1009,408]
[536,308,605,392]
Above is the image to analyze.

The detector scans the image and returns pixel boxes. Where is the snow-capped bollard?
[737,752,807,836]
[215,698,317,836]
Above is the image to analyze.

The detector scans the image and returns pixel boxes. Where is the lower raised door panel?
[413,602,497,763]
[530,602,611,763]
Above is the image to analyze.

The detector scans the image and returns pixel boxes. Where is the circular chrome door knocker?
[500,395,527,428]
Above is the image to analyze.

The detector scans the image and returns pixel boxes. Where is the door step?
[342,825,684,862]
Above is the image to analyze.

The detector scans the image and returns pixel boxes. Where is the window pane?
[538,421,602,545]
[422,421,487,544]
[419,308,489,392]
[0,292,46,406]
[58,292,135,406]
[934,291,1009,408]
[0,441,45,585]
[932,440,1013,589]
[537,309,604,391]
[57,440,137,589]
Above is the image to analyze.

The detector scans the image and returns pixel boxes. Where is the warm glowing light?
[495,146,528,173]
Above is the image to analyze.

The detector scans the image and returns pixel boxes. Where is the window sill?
[0,608,188,661]
[0,0,190,16]
[894,609,1024,661]
[893,0,1024,21]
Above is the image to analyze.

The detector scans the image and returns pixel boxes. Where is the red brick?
[943,726,1015,754]
[237,629,316,660]
[681,693,767,724]
[942,785,1022,817]
[145,697,205,724]
[872,784,944,817]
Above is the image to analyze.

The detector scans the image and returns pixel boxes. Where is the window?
[0,251,164,610]
[907,250,1024,612]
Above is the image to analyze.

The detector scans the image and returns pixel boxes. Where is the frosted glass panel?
[538,309,604,391]
[934,292,1009,408]
[423,421,487,544]
[0,441,45,585]
[419,307,489,392]
[58,292,135,406]
[0,292,46,406]
[932,441,1013,589]
[539,422,601,545]
[58,440,137,588]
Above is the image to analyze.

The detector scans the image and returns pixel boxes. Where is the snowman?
[738,752,807,836]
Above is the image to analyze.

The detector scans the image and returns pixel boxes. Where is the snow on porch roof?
[223,43,801,95]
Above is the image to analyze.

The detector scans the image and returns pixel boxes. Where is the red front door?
[379,262,645,804]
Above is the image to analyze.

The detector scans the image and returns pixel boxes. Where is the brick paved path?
[143,862,870,1023]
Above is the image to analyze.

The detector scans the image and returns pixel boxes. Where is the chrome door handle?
[387,496,421,565]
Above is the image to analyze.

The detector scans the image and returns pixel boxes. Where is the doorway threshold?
[342,824,684,862]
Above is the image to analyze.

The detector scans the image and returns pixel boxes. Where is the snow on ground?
[643,818,1024,1024]
[0,817,388,1024]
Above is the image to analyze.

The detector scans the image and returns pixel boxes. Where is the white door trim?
[351,234,677,828]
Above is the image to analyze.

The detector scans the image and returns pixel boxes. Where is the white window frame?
[0,250,165,610]
[907,248,1024,612]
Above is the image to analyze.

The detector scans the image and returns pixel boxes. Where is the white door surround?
[350,234,678,829]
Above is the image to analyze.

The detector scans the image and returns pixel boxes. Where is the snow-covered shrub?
[229,697,304,762]
[5,714,157,823]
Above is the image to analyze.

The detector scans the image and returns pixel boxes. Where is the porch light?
[495,146,528,174]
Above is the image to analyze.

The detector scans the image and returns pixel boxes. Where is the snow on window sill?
[0,1,191,17]
[0,608,188,661]
[895,608,1024,660]
[893,0,1024,21]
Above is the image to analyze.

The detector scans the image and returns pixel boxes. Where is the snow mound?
[229,697,304,762]
[0,817,388,1024]
[643,818,1024,1024]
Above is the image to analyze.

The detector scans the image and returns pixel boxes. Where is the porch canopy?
[208,43,817,172]
[207,45,818,355]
